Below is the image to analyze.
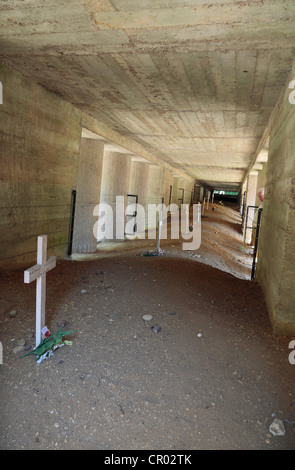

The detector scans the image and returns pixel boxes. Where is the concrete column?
[100,150,131,241]
[162,168,173,206]
[193,184,201,203]
[128,159,150,207]
[240,181,247,216]
[146,165,164,229]
[250,163,267,245]
[199,187,205,202]
[255,163,267,207]
[243,171,258,244]
[256,65,295,335]
[72,138,104,253]
[178,178,187,205]
[171,176,180,206]
[146,165,164,205]
[179,178,193,205]
[128,159,150,236]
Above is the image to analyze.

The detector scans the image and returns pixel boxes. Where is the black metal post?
[251,208,263,280]
[178,188,184,204]
[126,194,138,234]
[67,189,77,256]
[169,185,172,206]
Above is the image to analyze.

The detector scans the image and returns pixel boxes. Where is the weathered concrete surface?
[162,168,173,207]
[128,159,150,209]
[72,138,104,253]
[243,172,258,244]
[255,164,267,208]
[145,165,165,230]
[0,63,81,269]
[99,150,132,240]
[256,65,295,335]
[127,159,150,235]
[0,1,294,190]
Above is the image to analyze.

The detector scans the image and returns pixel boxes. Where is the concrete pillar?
[99,150,131,241]
[179,178,193,205]
[243,171,258,244]
[250,163,267,245]
[171,177,193,208]
[256,65,295,335]
[127,159,150,236]
[162,168,173,206]
[193,184,201,203]
[204,188,211,207]
[128,159,150,207]
[171,176,180,206]
[146,165,164,205]
[199,187,205,202]
[240,180,247,216]
[146,165,164,229]
[255,163,267,207]
[72,138,104,253]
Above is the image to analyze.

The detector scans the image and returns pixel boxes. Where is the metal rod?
[243,205,258,245]
[169,185,172,206]
[178,188,184,205]
[67,189,77,256]
[251,208,263,280]
[157,197,164,253]
[126,194,138,233]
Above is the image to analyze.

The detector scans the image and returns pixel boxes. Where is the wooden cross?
[24,235,56,348]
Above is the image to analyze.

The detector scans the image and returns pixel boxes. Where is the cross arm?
[24,256,56,284]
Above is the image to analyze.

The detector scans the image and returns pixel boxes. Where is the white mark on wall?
[288,79,295,105]
[0,81,2,104]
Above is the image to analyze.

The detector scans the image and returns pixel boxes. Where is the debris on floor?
[152,324,161,333]
[143,314,153,321]
[143,248,164,256]
[269,419,286,436]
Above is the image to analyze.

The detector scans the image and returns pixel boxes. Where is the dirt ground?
[1,202,295,450]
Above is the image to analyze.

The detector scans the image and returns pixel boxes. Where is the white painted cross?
[24,235,56,348]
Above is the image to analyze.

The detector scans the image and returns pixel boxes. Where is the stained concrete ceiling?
[1,0,295,190]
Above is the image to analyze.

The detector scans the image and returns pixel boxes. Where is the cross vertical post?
[36,236,46,347]
[24,235,56,348]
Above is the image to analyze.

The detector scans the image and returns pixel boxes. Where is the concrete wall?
[256,66,295,335]
[72,138,104,253]
[0,63,81,269]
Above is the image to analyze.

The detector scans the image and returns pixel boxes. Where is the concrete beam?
[81,113,194,183]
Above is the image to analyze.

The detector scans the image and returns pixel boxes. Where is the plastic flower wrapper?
[20,327,73,363]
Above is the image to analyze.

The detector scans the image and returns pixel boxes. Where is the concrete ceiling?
[1,0,295,190]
